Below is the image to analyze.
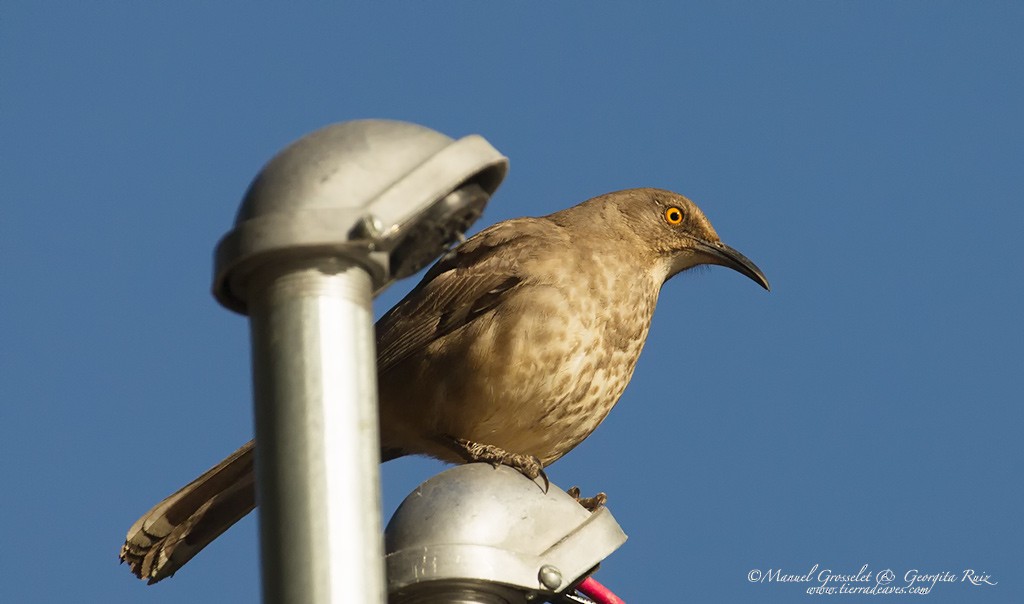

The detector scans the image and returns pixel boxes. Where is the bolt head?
[538,564,563,590]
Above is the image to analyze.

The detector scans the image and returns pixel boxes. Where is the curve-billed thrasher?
[121,187,769,582]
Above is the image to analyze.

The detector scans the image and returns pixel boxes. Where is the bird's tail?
[120,441,256,583]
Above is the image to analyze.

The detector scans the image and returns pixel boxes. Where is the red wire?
[577,576,626,604]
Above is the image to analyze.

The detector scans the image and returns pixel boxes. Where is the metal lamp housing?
[214,119,508,314]
[385,464,628,603]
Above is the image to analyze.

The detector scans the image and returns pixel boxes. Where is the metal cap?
[385,464,628,601]
[213,119,508,314]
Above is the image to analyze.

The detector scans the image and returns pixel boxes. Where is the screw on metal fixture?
[352,214,385,240]
[538,565,563,590]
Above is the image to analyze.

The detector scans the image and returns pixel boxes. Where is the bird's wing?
[375,217,557,375]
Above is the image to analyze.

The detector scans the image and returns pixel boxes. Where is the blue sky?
[2,3,1021,603]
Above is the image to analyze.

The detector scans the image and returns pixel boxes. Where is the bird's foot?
[567,486,607,512]
[446,436,549,492]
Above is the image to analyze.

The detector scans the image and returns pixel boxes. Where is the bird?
[120,187,769,583]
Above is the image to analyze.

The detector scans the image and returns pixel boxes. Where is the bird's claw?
[567,486,607,511]
[533,461,550,493]
[492,452,549,493]
[446,436,549,492]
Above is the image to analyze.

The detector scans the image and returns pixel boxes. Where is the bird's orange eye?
[664,207,684,225]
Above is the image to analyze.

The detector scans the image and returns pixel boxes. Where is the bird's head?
[605,188,770,290]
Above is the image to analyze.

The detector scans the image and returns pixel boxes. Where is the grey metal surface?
[248,260,383,604]
[213,119,508,313]
[385,464,628,603]
[212,119,508,604]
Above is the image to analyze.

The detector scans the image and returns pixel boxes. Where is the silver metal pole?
[213,120,507,603]
[248,259,383,603]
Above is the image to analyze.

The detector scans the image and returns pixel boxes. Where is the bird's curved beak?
[695,239,771,291]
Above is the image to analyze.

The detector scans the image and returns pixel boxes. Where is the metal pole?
[213,120,508,603]
[248,258,383,603]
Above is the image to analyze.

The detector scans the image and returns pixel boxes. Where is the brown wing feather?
[375,217,557,375]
